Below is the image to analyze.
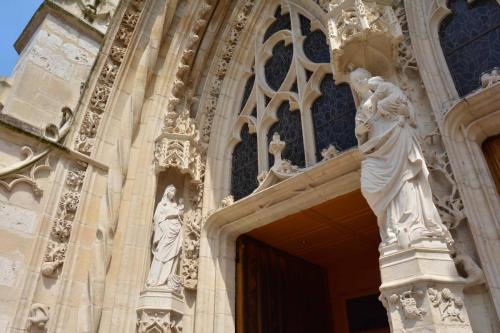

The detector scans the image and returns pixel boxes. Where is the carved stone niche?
[154,110,203,184]
[153,110,204,291]
[328,0,403,82]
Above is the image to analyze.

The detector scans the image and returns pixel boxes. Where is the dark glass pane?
[439,0,500,96]
[300,14,330,63]
[305,69,314,81]
[264,95,272,107]
[268,101,305,168]
[290,80,298,93]
[240,74,255,113]
[311,74,357,161]
[346,294,389,332]
[231,124,258,200]
[300,14,311,35]
[265,41,294,91]
[251,107,257,118]
[263,6,291,43]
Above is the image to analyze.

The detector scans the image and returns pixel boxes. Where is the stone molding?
[0,107,74,197]
[39,0,147,280]
[198,0,256,147]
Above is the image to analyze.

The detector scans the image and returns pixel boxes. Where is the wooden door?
[236,235,332,333]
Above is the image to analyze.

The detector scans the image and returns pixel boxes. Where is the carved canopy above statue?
[154,111,203,184]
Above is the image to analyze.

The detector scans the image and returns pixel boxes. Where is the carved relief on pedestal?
[137,309,182,333]
[428,287,466,323]
[389,287,426,321]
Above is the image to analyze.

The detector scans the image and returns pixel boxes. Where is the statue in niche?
[146,185,184,287]
[350,68,450,248]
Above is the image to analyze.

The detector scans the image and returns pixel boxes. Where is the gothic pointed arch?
[210,1,358,201]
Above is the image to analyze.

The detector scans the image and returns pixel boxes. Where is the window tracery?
[439,0,500,97]
[229,2,357,200]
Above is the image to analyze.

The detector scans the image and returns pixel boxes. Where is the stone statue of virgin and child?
[146,184,184,288]
[350,68,450,249]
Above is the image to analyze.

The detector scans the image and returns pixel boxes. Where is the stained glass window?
[311,74,357,160]
[267,102,306,168]
[300,15,330,64]
[231,124,259,200]
[439,0,500,96]
[230,4,356,201]
[265,41,294,91]
[263,6,292,43]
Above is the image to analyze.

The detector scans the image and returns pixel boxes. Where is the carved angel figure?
[146,185,184,287]
[350,68,449,248]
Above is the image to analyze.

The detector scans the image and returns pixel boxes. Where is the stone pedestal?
[379,239,473,332]
[136,289,184,333]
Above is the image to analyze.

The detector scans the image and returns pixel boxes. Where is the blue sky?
[0,0,44,76]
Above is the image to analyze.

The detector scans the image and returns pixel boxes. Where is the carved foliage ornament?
[75,0,145,156]
[42,166,86,277]
[43,0,147,278]
[389,287,426,321]
[200,0,256,146]
[428,287,466,323]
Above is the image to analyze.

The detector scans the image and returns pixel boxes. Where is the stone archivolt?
[74,0,145,157]
[42,0,147,280]
[199,0,256,147]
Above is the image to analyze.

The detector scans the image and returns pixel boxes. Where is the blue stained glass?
[240,74,255,113]
[231,124,259,200]
[305,69,313,81]
[311,74,357,161]
[299,14,330,63]
[264,95,271,106]
[267,101,305,168]
[263,6,291,43]
[439,0,500,96]
[251,107,257,118]
[265,41,294,91]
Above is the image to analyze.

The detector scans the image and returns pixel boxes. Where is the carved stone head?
[163,185,176,201]
[349,68,373,97]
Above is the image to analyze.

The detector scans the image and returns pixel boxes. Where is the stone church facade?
[0,0,499,332]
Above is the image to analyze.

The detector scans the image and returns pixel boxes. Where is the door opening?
[236,190,389,333]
